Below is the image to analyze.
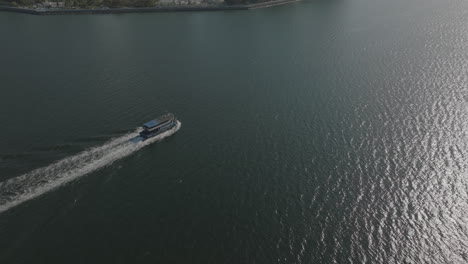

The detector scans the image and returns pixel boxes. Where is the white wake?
[0,121,181,213]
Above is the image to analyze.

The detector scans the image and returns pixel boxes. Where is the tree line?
[5,0,270,7]
[7,0,158,7]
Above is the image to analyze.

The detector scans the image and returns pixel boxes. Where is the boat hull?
[140,122,176,139]
[130,118,177,143]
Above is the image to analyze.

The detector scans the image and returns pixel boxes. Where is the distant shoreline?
[0,0,299,15]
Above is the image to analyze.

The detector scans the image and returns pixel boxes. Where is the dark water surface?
[1,0,468,262]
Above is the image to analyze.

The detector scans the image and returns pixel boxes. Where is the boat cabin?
[142,114,175,132]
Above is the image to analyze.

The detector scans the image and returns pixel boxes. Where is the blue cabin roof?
[143,120,159,128]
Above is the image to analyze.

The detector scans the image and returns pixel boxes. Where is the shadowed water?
[0,122,181,213]
[1,0,468,263]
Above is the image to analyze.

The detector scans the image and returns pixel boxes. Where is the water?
[1,0,468,263]
[0,122,181,213]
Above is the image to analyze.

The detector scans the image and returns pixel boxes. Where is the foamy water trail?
[0,121,181,213]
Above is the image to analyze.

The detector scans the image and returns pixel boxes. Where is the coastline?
[0,0,300,15]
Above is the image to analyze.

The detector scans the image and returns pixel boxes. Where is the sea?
[1,0,468,262]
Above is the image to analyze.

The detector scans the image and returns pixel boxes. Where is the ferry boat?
[130,113,177,143]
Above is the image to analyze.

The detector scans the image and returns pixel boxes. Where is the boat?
[130,113,178,143]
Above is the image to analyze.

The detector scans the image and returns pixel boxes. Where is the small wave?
[0,121,181,213]
[34,144,80,152]
[0,153,32,160]
[73,136,117,143]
